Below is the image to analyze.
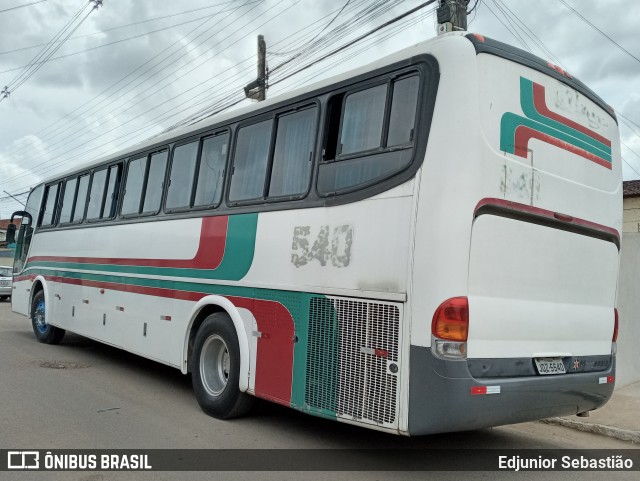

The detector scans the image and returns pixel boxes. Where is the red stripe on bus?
[228,297,294,406]
[25,274,294,406]
[513,125,612,169]
[532,82,611,147]
[27,216,228,269]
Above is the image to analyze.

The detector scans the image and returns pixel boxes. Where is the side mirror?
[5,223,16,244]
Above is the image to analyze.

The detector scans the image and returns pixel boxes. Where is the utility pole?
[244,35,267,102]
[436,0,469,34]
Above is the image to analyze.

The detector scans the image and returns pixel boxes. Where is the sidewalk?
[542,381,640,443]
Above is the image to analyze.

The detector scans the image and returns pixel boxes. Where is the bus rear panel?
[408,34,620,435]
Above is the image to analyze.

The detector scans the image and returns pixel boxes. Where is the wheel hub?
[200,334,230,397]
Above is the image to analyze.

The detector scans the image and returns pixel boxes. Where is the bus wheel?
[31,290,65,344]
[191,312,253,419]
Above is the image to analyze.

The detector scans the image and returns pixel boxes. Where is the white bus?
[8,32,621,435]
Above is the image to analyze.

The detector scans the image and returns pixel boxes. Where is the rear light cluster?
[432,297,469,359]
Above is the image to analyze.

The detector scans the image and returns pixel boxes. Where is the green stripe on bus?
[519,77,611,158]
[500,112,612,162]
[25,213,259,281]
[25,266,337,419]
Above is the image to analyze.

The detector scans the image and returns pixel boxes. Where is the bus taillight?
[432,297,469,359]
[432,297,469,341]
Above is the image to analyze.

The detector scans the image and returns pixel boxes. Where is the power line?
[492,0,566,69]
[557,0,640,66]
[1,0,307,187]
[483,0,530,51]
[268,0,352,56]
[0,0,46,15]
[0,0,262,75]
[1,0,98,101]
[0,0,245,56]
[1,0,262,166]
[1,0,435,193]
[3,0,392,179]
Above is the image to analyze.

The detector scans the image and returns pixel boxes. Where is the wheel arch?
[30,275,48,317]
[182,295,251,392]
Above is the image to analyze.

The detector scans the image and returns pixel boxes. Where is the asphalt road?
[0,300,637,481]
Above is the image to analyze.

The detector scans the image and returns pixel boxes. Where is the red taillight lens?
[432,297,469,341]
[613,308,619,342]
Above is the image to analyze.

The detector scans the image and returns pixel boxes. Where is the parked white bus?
[8,32,621,435]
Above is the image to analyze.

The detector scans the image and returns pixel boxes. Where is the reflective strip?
[471,385,501,395]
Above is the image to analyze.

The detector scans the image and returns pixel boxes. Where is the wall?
[623,196,640,233]
[616,232,640,388]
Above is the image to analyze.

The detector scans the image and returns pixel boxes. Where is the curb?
[541,417,640,443]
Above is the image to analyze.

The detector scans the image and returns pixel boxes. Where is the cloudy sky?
[0,0,639,216]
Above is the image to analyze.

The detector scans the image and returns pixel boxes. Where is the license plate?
[535,358,566,375]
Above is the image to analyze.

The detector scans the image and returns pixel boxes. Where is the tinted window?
[269,107,316,197]
[86,168,107,220]
[339,84,387,155]
[229,119,273,202]
[142,150,168,213]
[194,133,228,207]
[166,141,198,210]
[319,69,424,195]
[41,183,60,226]
[102,164,121,219]
[74,175,89,222]
[387,76,419,146]
[121,156,145,215]
[59,178,77,224]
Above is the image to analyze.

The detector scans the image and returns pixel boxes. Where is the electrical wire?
[0,0,262,74]
[2,0,262,165]
[0,0,246,56]
[1,0,94,101]
[557,0,640,66]
[1,0,438,193]
[0,0,46,15]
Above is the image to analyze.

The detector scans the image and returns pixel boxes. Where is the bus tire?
[191,312,254,419]
[31,290,65,344]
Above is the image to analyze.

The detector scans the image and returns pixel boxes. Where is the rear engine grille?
[306,296,401,426]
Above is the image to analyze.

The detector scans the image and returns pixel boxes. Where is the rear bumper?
[407,345,615,435]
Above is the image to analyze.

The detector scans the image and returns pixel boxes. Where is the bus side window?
[268,106,317,198]
[339,84,387,156]
[73,174,90,222]
[166,141,199,211]
[59,178,78,224]
[86,168,108,220]
[387,76,420,147]
[229,119,273,203]
[102,164,121,219]
[194,133,228,208]
[318,71,422,195]
[121,156,146,216]
[142,150,168,214]
[40,182,61,227]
